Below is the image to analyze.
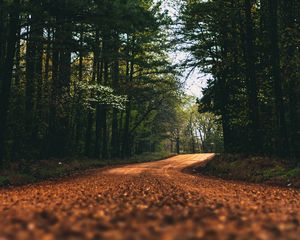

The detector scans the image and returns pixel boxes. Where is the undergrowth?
[0,152,175,187]
[199,154,300,188]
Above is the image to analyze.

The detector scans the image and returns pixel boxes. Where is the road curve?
[0,154,300,240]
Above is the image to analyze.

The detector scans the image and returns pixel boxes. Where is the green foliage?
[79,83,128,111]
[0,0,182,164]
[179,0,300,159]
[159,96,223,154]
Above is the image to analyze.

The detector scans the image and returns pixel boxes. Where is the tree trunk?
[25,3,44,154]
[244,0,261,154]
[94,57,104,158]
[0,0,5,74]
[218,19,233,153]
[74,28,84,154]
[268,0,289,156]
[86,31,100,157]
[281,0,299,159]
[14,34,21,86]
[34,21,44,157]
[176,134,180,155]
[25,15,37,144]
[111,35,120,158]
[123,36,134,158]
[101,61,109,159]
[0,0,20,166]
[48,5,72,157]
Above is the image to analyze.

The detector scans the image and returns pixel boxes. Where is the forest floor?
[198,154,300,188]
[0,152,174,187]
[0,154,300,240]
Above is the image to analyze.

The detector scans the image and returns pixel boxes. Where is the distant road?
[1,154,299,239]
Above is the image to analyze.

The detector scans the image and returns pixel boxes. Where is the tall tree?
[180,0,299,159]
[244,0,261,153]
[268,0,289,156]
[0,0,20,166]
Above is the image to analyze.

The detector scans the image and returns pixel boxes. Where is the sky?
[161,0,209,98]
[170,51,209,98]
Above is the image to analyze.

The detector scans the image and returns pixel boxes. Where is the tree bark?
[94,57,104,158]
[268,0,289,156]
[74,27,84,154]
[176,130,180,155]
[101,61,109,159]
[25,2,44,153]
[111,35,120,158]
[86,31,100,157]
[0,0,20,166]
[0,0,5,75]
[244,0,261,154]
[122,36,134,158]
[281,0,299,159]
[48,3,72,157]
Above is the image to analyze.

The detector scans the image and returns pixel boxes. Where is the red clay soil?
[0,154,300,240]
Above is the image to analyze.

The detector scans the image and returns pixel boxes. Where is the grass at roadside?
[197,154,300,188]
[0,152,175,187]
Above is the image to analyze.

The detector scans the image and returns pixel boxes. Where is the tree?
[0,0,20,167]
[0,0,182,166]
[179,0,300,160]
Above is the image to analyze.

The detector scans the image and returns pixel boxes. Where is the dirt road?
[0,154,300,240]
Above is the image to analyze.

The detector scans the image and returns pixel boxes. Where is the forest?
[0,0,299,167]
[0,0,222,168]
[0,1,300,239]
[180,0,300,161]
